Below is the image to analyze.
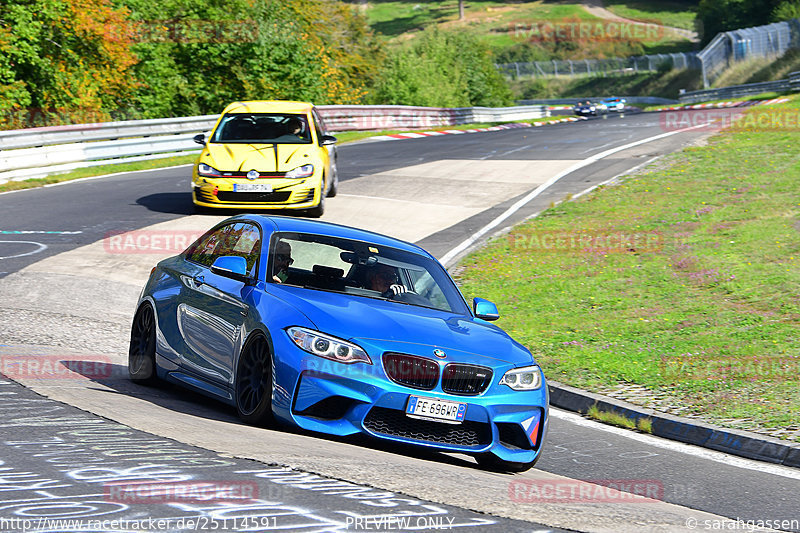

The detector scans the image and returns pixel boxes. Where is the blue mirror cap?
[473,297,500,321]
[211,255,248,277]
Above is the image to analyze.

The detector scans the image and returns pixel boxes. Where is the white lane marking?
[550,408,800,480]
[440,122,712,265]
[0,164,194,197]
[0,230,83,235]
[0,240,47,260]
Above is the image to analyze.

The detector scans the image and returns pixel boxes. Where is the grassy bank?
[512,68,703,100]
[605,0,698,31]
[365,0,694,55]
[455,98,800,439]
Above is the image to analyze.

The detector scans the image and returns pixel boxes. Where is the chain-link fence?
[698,19,800,88]
[498,18,800,87]
[497,52,700,79]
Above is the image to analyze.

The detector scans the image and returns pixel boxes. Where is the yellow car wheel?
[305,181,325,218]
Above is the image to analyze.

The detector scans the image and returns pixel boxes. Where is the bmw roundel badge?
[433,349,446,359]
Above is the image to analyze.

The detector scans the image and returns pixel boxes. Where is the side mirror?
[473,297,500,321]
[211,256,249,282]
[193,134,206,145]
[320,135,337,146]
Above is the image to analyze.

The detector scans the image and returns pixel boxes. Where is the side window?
[311,109,326,141]
[186,223,261,277]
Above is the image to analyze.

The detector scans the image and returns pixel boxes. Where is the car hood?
[268,285,534,367]
[202,142,315,172]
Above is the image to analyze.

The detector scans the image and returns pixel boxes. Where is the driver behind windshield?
[366,264,407,297]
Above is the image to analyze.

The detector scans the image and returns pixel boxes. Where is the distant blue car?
[601,97,626,112]
[129,215,548,471]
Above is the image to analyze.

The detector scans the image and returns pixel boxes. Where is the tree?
[373,28,513,108]
[0,0,138,126]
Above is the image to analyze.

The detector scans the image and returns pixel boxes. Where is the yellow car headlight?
[285,164,314,179]
[197,163,222,178]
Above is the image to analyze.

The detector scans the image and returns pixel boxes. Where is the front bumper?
[192,178,321,210]
[272,344,549,464]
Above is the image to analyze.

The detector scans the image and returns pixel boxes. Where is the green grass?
[711,50,800,89]
[455,97,800,438]
[587,405,652,432]
[364,0,694,55]
[640,92,791,111]
[604,0,698,31]
[513,68,703,100]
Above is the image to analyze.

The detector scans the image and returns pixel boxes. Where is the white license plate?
[406,396,466,423]
[234,183,273,193]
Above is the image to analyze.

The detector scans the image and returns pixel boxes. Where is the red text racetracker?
[406,395,467,423]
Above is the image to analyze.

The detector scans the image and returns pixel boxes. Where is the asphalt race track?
[1,110,799,532]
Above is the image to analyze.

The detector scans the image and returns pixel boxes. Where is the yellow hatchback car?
[191,101,338,217]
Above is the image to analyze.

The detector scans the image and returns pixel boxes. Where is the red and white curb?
[367,117,583,141]
[649,98,790,112]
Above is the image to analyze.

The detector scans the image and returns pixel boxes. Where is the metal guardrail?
[519,96,679,106]
[679,71,800,104]
[0,105,548,183]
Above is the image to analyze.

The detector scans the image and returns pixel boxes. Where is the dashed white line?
[0,230,83,235]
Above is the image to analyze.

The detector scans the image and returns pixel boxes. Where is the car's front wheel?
[476,452,538,473]
[305,183,325,218]
[129,303,158,385]
[235,333,274,425]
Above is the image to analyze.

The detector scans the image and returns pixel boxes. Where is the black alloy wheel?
[129,303,158,385]
[235,334,274,425]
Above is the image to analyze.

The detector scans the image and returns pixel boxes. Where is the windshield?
[267,232,470,315]
[211,113,312,144]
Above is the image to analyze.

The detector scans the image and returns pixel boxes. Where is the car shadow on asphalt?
[74,361,492,473]
[136,193,197,215]
[136,192,318,219]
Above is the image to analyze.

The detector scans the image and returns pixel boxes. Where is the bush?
[373,27,513,107]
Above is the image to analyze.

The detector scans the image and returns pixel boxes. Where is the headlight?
[499,365,543,391]
[590,106,595,111]
[285,164,314,179]
[286,327,371,364]
[197,163,221,177]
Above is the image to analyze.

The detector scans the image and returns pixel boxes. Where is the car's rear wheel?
[129,303,158,385]
[235,334,274,425]
[476,452,538,473]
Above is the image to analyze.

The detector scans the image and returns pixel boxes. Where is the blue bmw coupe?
[129,215,548,471]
